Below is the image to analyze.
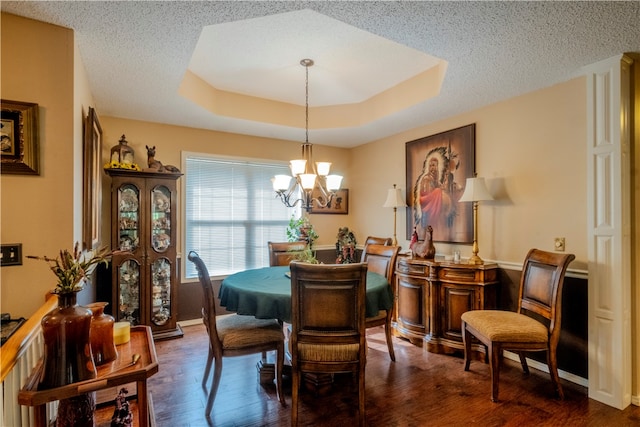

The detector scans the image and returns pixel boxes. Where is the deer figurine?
[146,145,180,173]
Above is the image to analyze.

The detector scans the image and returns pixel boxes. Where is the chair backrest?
[187,251,222,353]
[363,236,392,246]
[290,262,368,347]
[360,236,393,262]
[360,244,400,281]
[268,241,308,266]
[517,249,575,343]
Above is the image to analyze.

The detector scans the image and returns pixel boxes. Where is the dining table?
[219,264,394,391]
[219,265,394,324]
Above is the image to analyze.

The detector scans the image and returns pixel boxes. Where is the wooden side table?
[18,326,159,427]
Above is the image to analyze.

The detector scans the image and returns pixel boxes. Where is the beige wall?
[351,77,588,269]
[96,116,352,256]
[1,14,77,317]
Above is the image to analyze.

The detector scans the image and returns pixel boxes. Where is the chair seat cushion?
[217,314,283,350]
[298,343,360,362]
[461,310,548,343]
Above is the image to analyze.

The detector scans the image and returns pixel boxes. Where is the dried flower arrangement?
[27,242,111,294]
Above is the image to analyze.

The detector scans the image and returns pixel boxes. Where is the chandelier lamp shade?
[382,184,407,246]
[272,59,343,212]
[458,177,493,265]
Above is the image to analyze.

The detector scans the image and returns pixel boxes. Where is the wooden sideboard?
[393,255,499,355]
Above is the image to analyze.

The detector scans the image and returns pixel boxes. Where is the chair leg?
[547,348,564,399]
[358,366,366,427]
[518,351,530,374]
[291,364,299,426]
[462,321,472,371]
[276,343,286,406]
[488,343,501,402]
[384,311,396,362]
[202,346,213,388]
[205,356,223,417]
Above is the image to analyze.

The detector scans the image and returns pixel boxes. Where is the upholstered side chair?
[187,251,286,416]
[289,261,368,426]
[360,243,400,361]
[461,248,575,402]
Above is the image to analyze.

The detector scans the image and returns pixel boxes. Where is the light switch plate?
[1,243,22,266]
[554,237,565,252]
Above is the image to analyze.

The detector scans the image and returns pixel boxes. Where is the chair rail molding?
[584,53,633,409]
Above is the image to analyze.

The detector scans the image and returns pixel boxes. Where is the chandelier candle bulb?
[113,321,131,345]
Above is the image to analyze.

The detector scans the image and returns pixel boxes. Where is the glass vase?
[39,291,97,390]
[86,302,118,365]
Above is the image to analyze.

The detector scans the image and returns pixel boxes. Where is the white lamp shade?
[325,174,343,191]
[316,162,331,176]
[272,175,292,191]
[300,173,317,190]
[458,177,493,202]
[290,159,307,176]
[383,188,407,208]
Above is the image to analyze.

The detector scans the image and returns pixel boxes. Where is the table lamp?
[383,184,407,246]
[458,177,493,264]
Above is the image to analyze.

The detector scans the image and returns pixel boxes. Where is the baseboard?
[178,318,202,327]
[503,350,588,388]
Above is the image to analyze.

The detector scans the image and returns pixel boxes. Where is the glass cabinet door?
[151,258,171,326]
[118,184,140,252]
[118,259,140,325]
[151,186,171,252]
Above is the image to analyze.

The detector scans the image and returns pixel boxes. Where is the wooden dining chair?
[360,243,400,361]
[289,261,368,427]
[461,248,575,402]
[268,241,308,266]
[187,251,286,416]
[360,236,392,262]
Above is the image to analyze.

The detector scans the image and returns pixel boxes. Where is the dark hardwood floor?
[109,323,640,426]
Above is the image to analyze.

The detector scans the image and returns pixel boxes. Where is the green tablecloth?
[219,266,393,324]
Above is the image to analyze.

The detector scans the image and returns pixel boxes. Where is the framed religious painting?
[405,124,475,243]
[1,100,40,175]
[83,107,103,250]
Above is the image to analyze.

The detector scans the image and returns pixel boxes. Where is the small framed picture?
[310,188,349,215]
[1,99,39,175]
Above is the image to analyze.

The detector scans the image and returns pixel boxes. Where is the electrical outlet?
[1,243,22,266]
[554,237,565,252]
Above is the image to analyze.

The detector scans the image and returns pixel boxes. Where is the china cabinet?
[105,169,183,339]
[393,255,498,355]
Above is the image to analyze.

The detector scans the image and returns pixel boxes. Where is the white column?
[584,54,633,409]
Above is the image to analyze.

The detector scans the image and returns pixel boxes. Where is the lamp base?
[467,254,484,265]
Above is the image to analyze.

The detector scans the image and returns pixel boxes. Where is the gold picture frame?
[1,99,39,175]
[83,107,103,250]
[310,189,349,215]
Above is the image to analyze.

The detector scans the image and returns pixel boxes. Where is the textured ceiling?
[2,1,639,148]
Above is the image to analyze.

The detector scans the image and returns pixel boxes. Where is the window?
[184,155,298,278]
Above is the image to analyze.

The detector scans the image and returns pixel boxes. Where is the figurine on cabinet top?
[409,224,436,260]
[145,145,180,173]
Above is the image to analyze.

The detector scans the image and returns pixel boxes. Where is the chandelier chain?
[305,61,309,144]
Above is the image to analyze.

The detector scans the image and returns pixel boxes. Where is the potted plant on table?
[286,215,318,249]
[286,215,320,263]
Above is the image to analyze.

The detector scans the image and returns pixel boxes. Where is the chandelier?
[271,59,343,212]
